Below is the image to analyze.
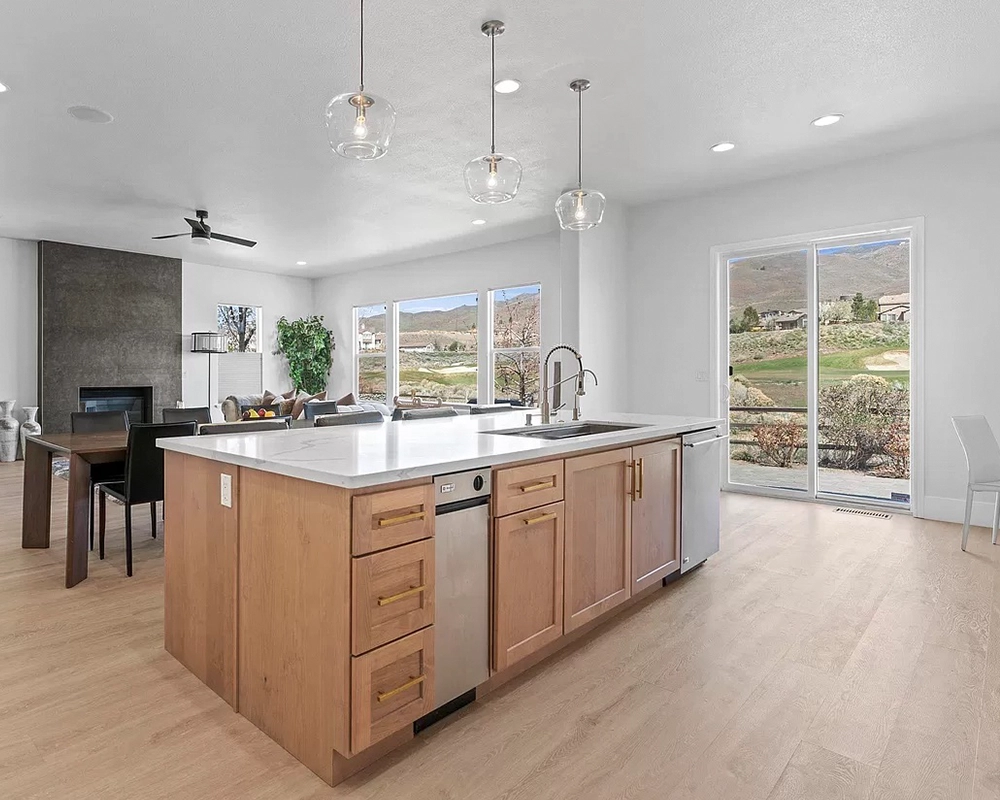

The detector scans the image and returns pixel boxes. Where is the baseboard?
[921,494,999,527]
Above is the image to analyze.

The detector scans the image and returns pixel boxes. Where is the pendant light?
[555,79,606,231]
[325,0,395,160]
[464,21,522,204]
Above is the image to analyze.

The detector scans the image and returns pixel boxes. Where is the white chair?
[952,415,1000,550]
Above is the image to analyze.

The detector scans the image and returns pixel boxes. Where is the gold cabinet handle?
[377,584,427,606]
[377,674,426,703]
[524,511,558,526]
[377,510,425,528]
[520,479,555,494]
[637,457,645,500]
[629,460,638,501]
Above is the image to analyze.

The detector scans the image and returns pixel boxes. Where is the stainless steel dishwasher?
[680,427,727,573]
[418,468,491,729]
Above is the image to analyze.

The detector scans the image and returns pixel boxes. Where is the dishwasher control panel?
[434,469,492,507]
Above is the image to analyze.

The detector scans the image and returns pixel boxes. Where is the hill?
[729,241,909,314]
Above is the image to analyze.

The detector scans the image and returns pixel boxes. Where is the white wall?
[314,234,563,402]
[576,202,629,417]
[0,238,38,423]
[626,131,1000,524]
[181,261,315,405]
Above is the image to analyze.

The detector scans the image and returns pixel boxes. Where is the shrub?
[730,375,774,408]
[818,375,908,471]
[750,421,805,468]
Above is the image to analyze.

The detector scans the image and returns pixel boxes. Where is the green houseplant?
[275,315,335,394]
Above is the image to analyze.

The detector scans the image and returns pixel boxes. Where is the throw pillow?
[336,392,357,406]
[291,390,327,420]
[281,389,297,400]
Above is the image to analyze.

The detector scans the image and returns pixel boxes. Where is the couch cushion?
[291,390,327,420]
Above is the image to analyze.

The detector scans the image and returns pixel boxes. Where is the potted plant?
[275,315,335,394]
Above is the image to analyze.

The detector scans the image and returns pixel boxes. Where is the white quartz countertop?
[157,412,723,489]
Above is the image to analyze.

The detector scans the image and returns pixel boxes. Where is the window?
[491,284,540,406]
[355,304,387,401]
[396,293,478,403]
[217,304,260,352]
[216,304,263,399]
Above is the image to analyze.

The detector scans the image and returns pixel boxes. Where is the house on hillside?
[358,331,386,351]
[772,311,807,330]
[878,292,910,322]
[399,341,434,353]
[758,310,782,327]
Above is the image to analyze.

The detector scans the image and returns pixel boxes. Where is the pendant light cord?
[490,30,496,155]
[577,88,583,187]
[359,0,365,91]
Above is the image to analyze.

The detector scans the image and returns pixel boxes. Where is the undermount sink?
[487,422,649,441]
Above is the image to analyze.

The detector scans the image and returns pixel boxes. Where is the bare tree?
[217,305,258,352]
[493,290,540,404]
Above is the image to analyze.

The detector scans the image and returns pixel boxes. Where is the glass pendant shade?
[464,153,523,204]
[325,90,395,160]
[555,188,606,231]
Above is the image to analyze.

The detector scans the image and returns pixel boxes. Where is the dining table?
[21,431,128,588]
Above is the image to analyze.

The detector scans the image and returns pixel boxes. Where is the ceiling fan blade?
[151,233,189,240]
[184,217,208,233]
[211,232,258,248]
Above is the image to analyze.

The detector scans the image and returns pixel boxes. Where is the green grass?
[397,370,477,388]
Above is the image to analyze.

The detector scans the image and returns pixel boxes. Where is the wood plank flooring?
[1,460,998,798]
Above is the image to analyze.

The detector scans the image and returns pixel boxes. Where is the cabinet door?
[631,439,682,593]
[563,448,632,633]
[493,502,565,671]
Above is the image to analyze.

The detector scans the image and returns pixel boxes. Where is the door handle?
[377,510,425,527]
[377,584,427,606]
[524,511,558,526]
[683,434,729,449]
[637,457,644,500]
[377,674,426,703]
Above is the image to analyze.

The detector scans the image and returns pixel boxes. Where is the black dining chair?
[469,403,517,415]
[97,421,197,576]
[198,418,291,435]
[162,406,212,425]
[315,410,384,427]
[70,410,129,551]
[303,400,341,420]
[392,407,460,421]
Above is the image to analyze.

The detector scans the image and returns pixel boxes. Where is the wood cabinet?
[493,501,565,670]
[494,459,564,517]
[563,449,632,633]
[352,484,435,555]
[352,538,434,655]
[630,439,682,592]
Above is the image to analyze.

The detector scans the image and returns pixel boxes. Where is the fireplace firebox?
[78,386,153,426]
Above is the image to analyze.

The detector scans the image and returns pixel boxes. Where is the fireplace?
[78,386,153,426]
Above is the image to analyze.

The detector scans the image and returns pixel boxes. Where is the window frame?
[216,303,263,354]
[353,303,389,403]
[487,284,542,406]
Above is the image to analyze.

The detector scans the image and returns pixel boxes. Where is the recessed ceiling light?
[472,219,487,226]
[67,105,114,124]
[0,82,9,93]
[811,113,843,127]
[296,261,307,266]
[493,79,520,94]
[710,141,736,153]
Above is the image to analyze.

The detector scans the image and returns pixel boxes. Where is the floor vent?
[834,507,891,519]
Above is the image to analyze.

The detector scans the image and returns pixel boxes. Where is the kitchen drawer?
[352,484,435,555]
[352,538,434,655]
[351,627,434,753]
[494,460,564,517]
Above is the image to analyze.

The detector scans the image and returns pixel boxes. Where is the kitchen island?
[158,412,723,785]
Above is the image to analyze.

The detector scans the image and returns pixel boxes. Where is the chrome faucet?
[541,344,593,424]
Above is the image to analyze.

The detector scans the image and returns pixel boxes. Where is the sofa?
[221,392,393,423]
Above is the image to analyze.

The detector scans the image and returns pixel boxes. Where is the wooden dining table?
[21,431,128,588]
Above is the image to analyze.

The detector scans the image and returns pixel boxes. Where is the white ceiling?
[1,0,1000,276]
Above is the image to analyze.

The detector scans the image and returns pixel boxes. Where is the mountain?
[729,241,910,314]
[358,293,539,335]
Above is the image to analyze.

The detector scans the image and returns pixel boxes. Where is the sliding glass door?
[724,228,913,507]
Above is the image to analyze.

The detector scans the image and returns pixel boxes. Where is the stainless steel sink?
[486,422,649,441]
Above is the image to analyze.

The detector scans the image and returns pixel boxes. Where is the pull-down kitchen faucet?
[540,345,597,424]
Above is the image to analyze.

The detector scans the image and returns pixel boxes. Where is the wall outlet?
[220,473,233,508]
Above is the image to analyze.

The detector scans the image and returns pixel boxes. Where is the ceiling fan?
[152,210,257,248]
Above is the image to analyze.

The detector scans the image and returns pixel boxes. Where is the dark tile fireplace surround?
[39,241,182,434]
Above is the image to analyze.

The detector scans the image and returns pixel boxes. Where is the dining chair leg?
[89,482,95,551]
[150,502,156,539]
[125,505,133,578]
[992,492,1000,545]
[98,489,106,560]
[962,487,974,551]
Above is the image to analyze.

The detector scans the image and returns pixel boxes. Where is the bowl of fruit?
[242,407,278,421]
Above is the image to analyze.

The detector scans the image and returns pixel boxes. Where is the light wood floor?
[1,461,998,800]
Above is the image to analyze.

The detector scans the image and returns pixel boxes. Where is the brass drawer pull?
[377,584,427,606]
[377,510,425,528]
[519,479,555,494]
[637,457,645,500]
[629,460,638,501]
[524,511,558,527]
[377,674,425,703]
